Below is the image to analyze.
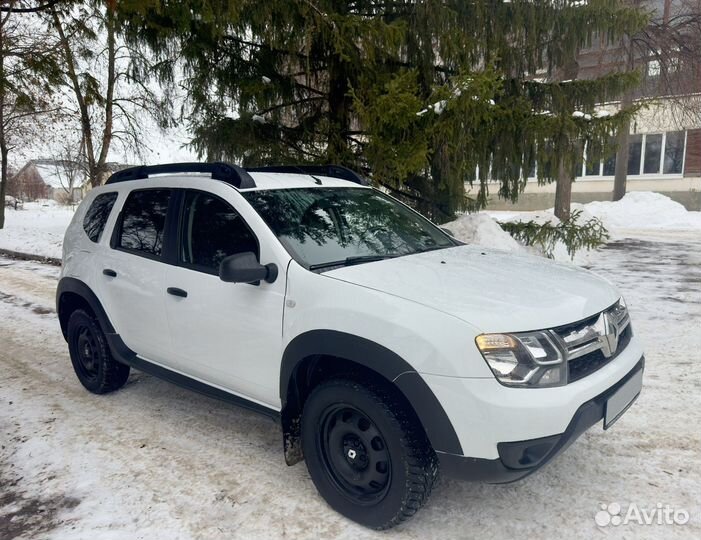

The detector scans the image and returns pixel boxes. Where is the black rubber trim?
[438,356,645,484]
[105,333,279,420]
[161,188,183,266]
[280,330,463,455]
[57,277,117,337]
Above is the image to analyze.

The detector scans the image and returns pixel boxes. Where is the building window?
[585,159,600,176]
[601,137,617,176]
[647,59,661,77]
[643,134,663,174]
[663,131,685,174]
[627,134,643,175]
[603,152,616,176]
[528,130,686,181]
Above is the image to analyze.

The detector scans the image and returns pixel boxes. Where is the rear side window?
[83,192,118,243]
[180,191,258,273]
[118,189,171,257]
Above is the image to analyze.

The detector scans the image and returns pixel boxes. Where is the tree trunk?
[553,56,580,221]
[613,113,631,201]
[51,8,99,186]
[327,54,350,162]
[0,25,5,230]
[613,81,633,201]
[0,143,8,229]
[326,1,351,164]
[94,3,116,186]
[554,157,572,221]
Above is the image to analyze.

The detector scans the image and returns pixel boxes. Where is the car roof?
[243,172,368,191]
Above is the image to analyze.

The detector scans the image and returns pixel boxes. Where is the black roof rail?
[246,164,370,186]
[105,162,256,189]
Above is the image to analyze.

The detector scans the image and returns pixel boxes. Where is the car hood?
[323,245,619,333]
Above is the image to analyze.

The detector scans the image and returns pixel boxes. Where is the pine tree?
[119,0,646,222]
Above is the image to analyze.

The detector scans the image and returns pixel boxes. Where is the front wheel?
[301,378,438,529]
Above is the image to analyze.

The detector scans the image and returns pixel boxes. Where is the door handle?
[167,287,188,298]
[103,269,117,277]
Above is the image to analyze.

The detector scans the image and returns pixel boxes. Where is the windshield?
[243,187,456,270]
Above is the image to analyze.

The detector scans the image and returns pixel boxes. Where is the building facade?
[486,0,701,211]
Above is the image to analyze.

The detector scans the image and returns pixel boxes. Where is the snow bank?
[582,192,701,230]
[0,200,75,259]
[443,212,524,252]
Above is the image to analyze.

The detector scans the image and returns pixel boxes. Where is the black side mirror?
[440,227,455,237]
[219,252,278,285]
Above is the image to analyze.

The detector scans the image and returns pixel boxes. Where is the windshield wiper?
[309,254,395,271]
[414,245,452,254]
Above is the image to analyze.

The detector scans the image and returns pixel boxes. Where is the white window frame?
[574,130,687,180]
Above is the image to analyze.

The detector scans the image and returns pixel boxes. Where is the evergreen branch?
[0,0,62,14]
[222,35,315,62]
[255,95,325,116]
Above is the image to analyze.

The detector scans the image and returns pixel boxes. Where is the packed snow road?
[1,232,700,540]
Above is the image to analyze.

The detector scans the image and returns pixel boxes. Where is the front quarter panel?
[283,261,492,379]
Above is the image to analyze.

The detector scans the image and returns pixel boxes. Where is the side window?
[83,192,118,243]
[118,189,171,257]
[180,191,258,273]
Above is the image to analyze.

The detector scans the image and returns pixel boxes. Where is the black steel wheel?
[73,324,101,383]
[301,378,438,529]
[67,309,130,394]
[317,404,392,504]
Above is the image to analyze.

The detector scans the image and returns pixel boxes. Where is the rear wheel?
[67,309,130,394]
[301,378,438,529]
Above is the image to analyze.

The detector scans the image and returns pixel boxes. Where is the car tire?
[67,309,130,394]
[301,378,438,529]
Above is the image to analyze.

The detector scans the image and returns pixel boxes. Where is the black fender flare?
[280,329,463,455]
[56,277,116,338]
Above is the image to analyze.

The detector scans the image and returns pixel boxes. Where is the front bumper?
[438,356,644,483]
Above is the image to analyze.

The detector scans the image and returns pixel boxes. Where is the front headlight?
[475,331,566,388]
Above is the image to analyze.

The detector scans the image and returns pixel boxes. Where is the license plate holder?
[604,368,643,429]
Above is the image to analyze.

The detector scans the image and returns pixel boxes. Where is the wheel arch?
[280,330,463,465]
[57,277,115,340]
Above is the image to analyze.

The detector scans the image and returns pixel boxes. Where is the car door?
[95,188,175,364]
[163,188,286,407]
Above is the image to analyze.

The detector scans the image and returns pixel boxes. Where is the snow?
[582,192,701,231]
[487,192,701,261]
[0,200,75,260]
[443,212,524,252]
[1,229,700,539]
[417,99,448,116]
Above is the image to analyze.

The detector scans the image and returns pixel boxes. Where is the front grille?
[567,324,632,382]
[551,300,633,383]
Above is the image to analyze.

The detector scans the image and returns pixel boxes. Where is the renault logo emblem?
[595,312,620,358]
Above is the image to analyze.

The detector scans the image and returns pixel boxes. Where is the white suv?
[57,163,644,529]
